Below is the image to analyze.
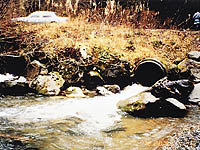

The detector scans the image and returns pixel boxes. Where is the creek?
[0,84,199,150]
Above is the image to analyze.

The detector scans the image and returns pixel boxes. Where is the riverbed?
[0,84,199,150]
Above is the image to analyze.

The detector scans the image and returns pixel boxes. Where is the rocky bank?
[0,50,200,117]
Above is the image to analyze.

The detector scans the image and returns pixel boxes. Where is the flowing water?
[0,84,199,150]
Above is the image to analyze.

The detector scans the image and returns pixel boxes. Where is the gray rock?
[165,98,186,110]
[63,86,87,98]
[177,58,200,79]
[117,91,160,113]
[188,51,200,61]
[117,77,192,117]
[30,72,65,96]
[79,46,88,59]
[189,83,200,104]
[117,90,187,117]
[180,59,200,79]
[96,86,113,96]
[150,77,194,103]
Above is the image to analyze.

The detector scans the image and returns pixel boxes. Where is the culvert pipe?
[134,58,167,86]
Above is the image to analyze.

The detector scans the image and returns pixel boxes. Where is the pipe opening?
[134,59,167,86]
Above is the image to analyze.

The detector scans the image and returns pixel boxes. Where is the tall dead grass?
[1,3,200,68]
[20,16,200,68]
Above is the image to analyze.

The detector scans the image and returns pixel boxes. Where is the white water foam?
[0,73,26,84]
[0,84,147,135]
[0,74,16,82]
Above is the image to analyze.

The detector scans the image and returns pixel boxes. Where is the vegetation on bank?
[0,17,200,67]
[0,0,199,64]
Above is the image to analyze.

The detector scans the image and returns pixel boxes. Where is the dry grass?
[22,17,200,67]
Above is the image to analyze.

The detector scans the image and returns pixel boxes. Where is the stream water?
[0,84,199,150]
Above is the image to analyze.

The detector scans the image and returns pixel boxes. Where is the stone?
[96,86,113,96]
[165,98,186,110]
[188,51,200,61]
[117,91,159,113]
[83,70,105,90]
[57,59,84,85]
[1,76,27,87]
[82,89,98,97]
[117,91,187,117]
[56,50,134,88]
[79,46,88,59]
[177,58,200,80]
[96,59,135,88]
[150,77,194,103]
[96,85,120,96]
[0,73,18,83]
[117,77,193,117]
[25,60,48,81]
[30,72,65,96]
[63,87,87,98]
[189,83,200,104]
[103,84,120,93]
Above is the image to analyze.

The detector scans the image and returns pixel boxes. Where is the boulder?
[117,91,159,113]
[150,77,194,103]
[117,90,187,117]
[53,49,135,89]
[117,77,193,117]
[79,46,88,59]
[30,72,65,96]
[101,60,135,88]
[62,86,87,98]
[189,83,200,105]
[83,70,105,90]
[177,58,200,80]
[167,52,200,80]
[96,84,120,96]
[57,59,84,86]
[165,98,186,110]
[188,51,200,61]
[96,86,114,96]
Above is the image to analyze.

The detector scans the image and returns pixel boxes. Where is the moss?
[177,59,188,73]
[120,101,146,112]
